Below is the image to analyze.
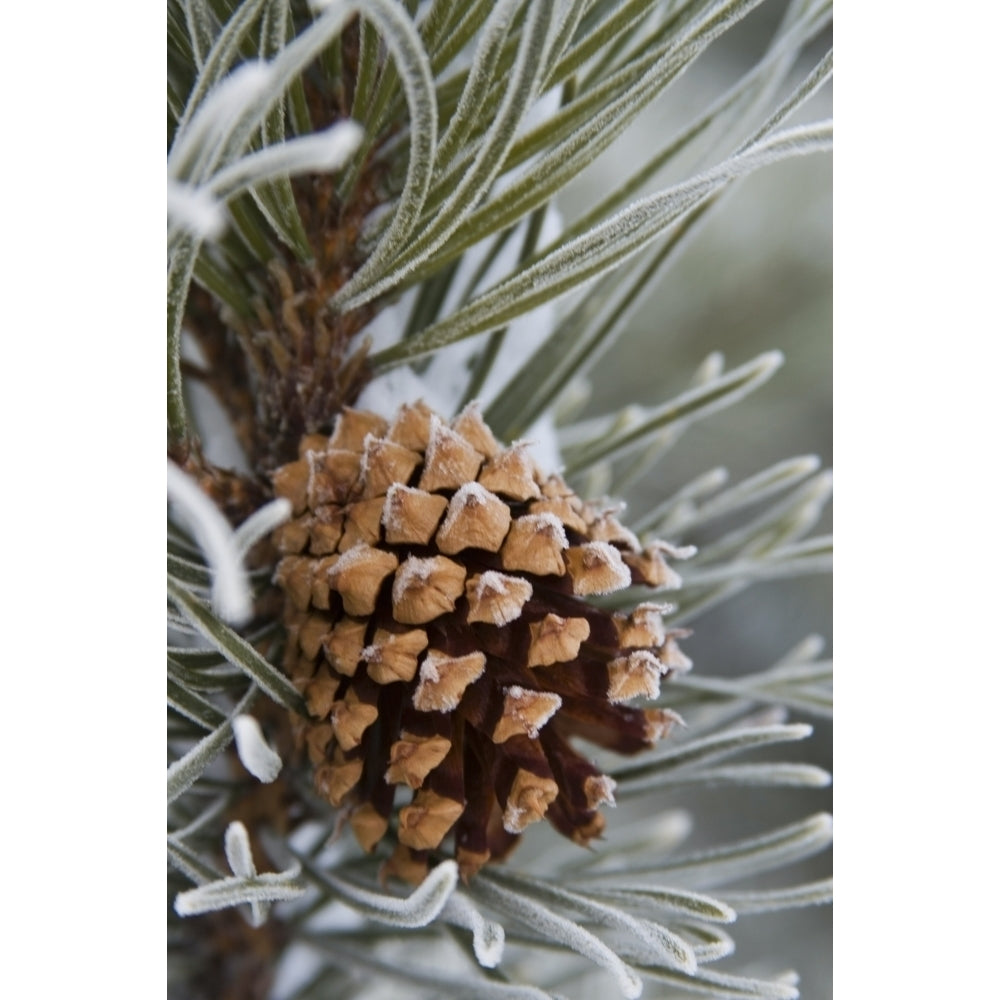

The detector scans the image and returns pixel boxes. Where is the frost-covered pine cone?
[272,402,693,881]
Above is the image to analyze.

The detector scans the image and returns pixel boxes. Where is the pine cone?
[271,402,691,882]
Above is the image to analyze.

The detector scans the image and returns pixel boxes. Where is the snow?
[354,196,566,472]
[181,333,252,473]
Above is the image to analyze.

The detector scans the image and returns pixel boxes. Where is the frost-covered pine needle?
[208,120,364,197]
[167,460,253,625]
[225,821,256,878]
[174,822,305,927]
[167,179,227,240]
[232,714,283,783]
[441,893,506,968]
[233,497,292,557]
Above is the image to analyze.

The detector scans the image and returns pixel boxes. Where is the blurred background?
[558,5,832,995]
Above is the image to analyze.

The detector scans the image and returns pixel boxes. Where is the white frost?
[333,541,375,571]
[418,658,441,684]
[289,120,363,172]
[206,120,365,198]
[167,460,253,625]
[468,571,532,626]
[381,484,414,535]
[224,821,256,878]
[440,482,497,533]
[233,714,283,783]
[608,652,661,704]
[424,415,479,482]
[660,637,693,674]
[630,603,669,646]
[589,775,617,809]
[581,541,632,593]
[451,480,493,507]
[651,539,698,561]
[392,555,434,604]
[167,180,226,240]
[442,894,505,968]
[358,432,380,482]
[233,498,292,557]
[520,511,569,547]
[169,61,275,180]
[504,685,562,738]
